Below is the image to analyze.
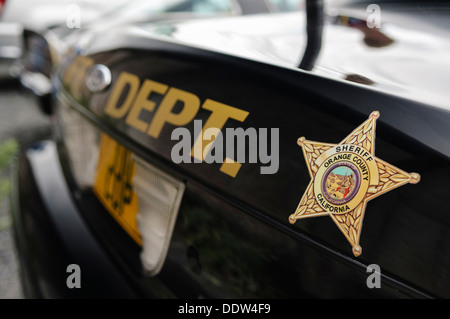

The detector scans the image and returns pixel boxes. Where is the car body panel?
[11,1,450,298]
[54,35,449,297]
[154,9,450,110]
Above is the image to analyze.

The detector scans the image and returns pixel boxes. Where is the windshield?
[103,0,234,20]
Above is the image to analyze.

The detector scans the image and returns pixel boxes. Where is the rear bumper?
[10,140,140,298]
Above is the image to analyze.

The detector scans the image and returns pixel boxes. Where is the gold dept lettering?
[104,72,250,177]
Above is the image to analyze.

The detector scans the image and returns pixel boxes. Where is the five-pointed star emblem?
[289,111,420,257]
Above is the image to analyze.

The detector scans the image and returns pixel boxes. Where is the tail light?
[0,0,6,17]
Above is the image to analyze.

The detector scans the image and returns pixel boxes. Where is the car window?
[165,0,233,13]
[266,0,304,12]
[93,0,234,25]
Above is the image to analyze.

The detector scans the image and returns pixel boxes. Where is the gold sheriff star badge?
[289,111,420,257]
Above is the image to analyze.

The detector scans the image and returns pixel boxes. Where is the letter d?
[223,304,230,313]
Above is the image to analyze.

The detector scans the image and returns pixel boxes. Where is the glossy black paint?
[13,4,450,298]
[51,30,450,297]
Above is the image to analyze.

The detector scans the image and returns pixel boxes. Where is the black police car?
[11,0,450,299]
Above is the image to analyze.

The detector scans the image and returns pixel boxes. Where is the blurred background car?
[0,0,130,77]
[0,0,23,76]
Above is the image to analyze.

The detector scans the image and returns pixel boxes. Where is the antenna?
[299,0,324,71]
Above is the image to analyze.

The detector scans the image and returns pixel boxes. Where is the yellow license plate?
[93,134,142,245]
